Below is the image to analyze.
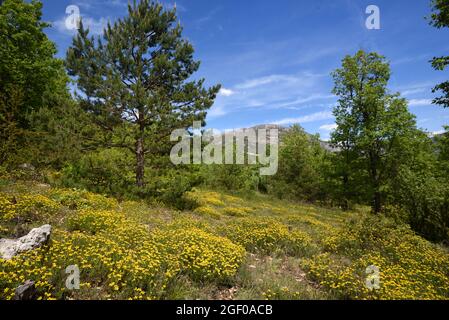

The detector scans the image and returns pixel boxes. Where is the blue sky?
[41,0,449,139]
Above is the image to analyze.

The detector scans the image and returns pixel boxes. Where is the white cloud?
[206,72,329,119]
[53,15,110,36]
[272,111,334,126]
[163,2,187,13]
[319,123,337,131]
[75,0,128,9]
[194,7,221,29]
[432,130,446,136]
[207,104,227,118]
[218,88,236,97]
[402,87,427,97]
[235,74,299,90]
[391,54,431,66]
[394,82,434,97]
[408,99,433,107]
[272,94,334,109]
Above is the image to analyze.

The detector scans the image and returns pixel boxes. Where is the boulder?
[18,163,36,171]
[0,225,52,260]
[14,280,37,300]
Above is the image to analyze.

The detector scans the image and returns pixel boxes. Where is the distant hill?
[208,124,340,152]
[244,124,340,152]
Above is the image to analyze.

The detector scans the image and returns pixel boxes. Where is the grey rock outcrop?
[14,280,37,300]
[0,225,51,260]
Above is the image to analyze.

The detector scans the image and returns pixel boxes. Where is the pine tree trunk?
[136,136,145,188]
[342,173,349,211]
[373,190,381,214]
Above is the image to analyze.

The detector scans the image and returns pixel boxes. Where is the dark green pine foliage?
[429,0,449,108]
[66,0,220,187]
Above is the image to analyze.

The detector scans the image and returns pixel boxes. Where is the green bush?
[267,125,328,202]
[200,163,259,192]
[142,168,203,209]
[59,148,136,198]
[390,166,449,242]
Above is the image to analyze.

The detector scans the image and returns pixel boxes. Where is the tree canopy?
[66,0,220,187]
[429,0,449,108]
[0,0,68,165]
[331,50,418,213]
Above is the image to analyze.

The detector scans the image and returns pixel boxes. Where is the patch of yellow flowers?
[187,190,255,219]
[262,287,301,300]
[221,217,313,256]
[67,209,127,235]
[194,206,221,219]
[2,186,448,300]
[0,212,168,300]
[301,214,449,300]
[152,225,246,281]
[48,188,118,210]
[0,200,247,299]
[0,192,60,222]
[184,190,225,207]
[223,207,253,217]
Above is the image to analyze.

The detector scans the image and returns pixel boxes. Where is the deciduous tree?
[429,0,449,108]
[331,51,417,213]
[0,0,67,165]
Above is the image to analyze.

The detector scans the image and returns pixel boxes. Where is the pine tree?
[66,0,220,187]
[331,50,417,213]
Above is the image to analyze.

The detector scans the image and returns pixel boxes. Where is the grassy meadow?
[1,178,448,300]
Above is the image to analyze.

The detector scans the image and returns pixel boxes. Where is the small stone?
[14,280,37,300]
[18,163,35,171]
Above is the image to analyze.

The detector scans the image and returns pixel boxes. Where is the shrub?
[143,169,203,209]
[267,125,327,202]
[200,163,259,192]
[0,192,60,222]
[66,210,126,235]
[223,207,252,217]
[221,217,313,255]
[59,149,135,197]
[302,214,449,299]
[152,227,246,282]
[0,229,169,300]
[183,190,225,208]
[48,188,117,210]
[193,206,221,219]
[389,166,449,242]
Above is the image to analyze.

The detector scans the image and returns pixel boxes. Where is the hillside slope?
[0,180,448,300]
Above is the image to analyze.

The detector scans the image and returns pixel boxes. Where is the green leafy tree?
[436,126,449,161]
[331,50,418,213]
[269,125,327,202]
[388,130,449,242]
[0,0,67,165]
[66,0,220,188]
[429,0,449,108]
